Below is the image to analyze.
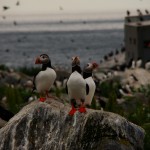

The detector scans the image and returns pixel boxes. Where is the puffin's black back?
[83,71,92,79]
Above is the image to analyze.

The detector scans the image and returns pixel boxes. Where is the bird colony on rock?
[33,54,98,116]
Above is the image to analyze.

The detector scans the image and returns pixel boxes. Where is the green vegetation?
[0,86,31,113]
[0,65,9,71]
[18,67,41,76]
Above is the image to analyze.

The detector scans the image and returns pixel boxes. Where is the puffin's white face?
[35,54,50,64]
[84,62,99,72]
[86,63,93,69]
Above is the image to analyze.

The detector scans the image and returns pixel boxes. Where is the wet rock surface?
[0,99,145,150]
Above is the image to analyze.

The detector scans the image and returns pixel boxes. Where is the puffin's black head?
[83,62,99,78]
[35,54,52,70]
[71,56,82,73]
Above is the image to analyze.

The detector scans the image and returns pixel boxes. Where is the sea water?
[0,12,124,69]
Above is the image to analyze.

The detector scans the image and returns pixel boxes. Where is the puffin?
[126,10,130,16]
[83,62,98,106]
[33,54,56,102]
[66,56,89,115]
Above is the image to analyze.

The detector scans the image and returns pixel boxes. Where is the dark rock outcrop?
[0,99,145,150]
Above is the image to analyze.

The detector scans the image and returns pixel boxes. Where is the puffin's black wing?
[32,75,36,92]
[65,80,68,94]
[32,72,39,92]
[86,83,89,95]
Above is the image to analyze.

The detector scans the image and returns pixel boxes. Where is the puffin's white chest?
[35,68,56,93]
[85,77,96,105]
[67,71,86,101]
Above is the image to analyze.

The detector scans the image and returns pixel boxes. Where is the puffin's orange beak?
[35,57,42,64]
[92,62,99,69]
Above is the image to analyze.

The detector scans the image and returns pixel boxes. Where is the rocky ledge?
[0,98,145,150]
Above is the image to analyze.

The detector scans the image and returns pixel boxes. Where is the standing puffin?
[33,54,56,102]
[66,56,89,115]
[83,62,98,106]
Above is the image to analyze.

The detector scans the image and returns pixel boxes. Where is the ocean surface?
[0,12,124,69]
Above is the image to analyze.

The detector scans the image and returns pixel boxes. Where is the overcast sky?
[0,0,150,15]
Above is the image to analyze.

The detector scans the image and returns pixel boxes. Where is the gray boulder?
[0,99,145,150]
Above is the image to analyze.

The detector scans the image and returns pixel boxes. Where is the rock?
[0,99,145,150]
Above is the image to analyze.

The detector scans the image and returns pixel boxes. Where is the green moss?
[0,64,9,71]
[18,67,40,76]
[142,123,150,150]
[0,86,31,113]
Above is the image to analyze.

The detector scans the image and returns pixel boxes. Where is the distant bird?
[125,83,132,93]
[16,1,20,6]
[137,9,144,21]
[145,61,150,70]
[3,6,10,11]
[104,55,108,61]
[102,73,107,80]
[33,54,57,102]
[108,51,113,57]
[66,56,89,115]
[119,85,133,97]
[70,39,75,43]
[114,57,119,64]
[100,59,103,64]
[115,49,119,55]
[107,71,113,78]
[97,97,107,109]
[83,62,98,106]
[13,21,17,26]
[131,60,136,69]
[59,20,63,23]
[126,10,130,16]
[2,16,6,19]
[137,9,143,16]
[0,106,14,121]
[145,9,149,15]
[119,63,127,71]
[136,58,142,68]
[119,89,126,96]
[59,6,63,11]
[121,46,126,53]
[127,58,133,68]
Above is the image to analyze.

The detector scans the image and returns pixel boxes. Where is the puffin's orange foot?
[39,97,46,102]
[69,107,77,116]
[78,106,86,113]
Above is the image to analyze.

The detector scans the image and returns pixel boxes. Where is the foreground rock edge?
[0,98,145,150]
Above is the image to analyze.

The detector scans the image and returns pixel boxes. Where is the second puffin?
[66,56,89,115]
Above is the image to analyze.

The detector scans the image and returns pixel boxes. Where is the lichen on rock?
[0,98,145,150]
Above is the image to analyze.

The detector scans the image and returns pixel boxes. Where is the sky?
[0,0,150,15]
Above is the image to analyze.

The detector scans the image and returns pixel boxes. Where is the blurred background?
[0,0,149,68]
